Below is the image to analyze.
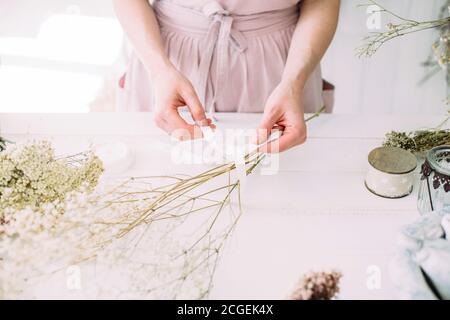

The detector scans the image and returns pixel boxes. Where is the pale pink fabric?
[117,0,333,113]
[162,0,301,15]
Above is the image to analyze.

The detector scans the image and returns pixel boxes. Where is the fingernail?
[195,119,210,127]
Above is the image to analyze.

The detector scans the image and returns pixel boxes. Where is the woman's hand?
[253,0,339,152]
[112,0,213,139]
[152,65,213,140]
[256,80,307,153]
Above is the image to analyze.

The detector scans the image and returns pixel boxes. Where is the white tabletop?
[1,112,446,299]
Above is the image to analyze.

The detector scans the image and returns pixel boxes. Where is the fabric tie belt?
[153,1,300,115]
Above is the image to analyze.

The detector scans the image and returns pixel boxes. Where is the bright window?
[0,2,123,112]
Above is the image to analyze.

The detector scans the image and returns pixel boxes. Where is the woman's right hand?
[152,64,213,140]
[112,0,212,139]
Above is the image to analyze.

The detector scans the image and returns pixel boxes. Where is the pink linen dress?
[117,0,334,114]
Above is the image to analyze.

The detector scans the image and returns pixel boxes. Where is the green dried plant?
[383,129,450,154]
[383,114,450,153]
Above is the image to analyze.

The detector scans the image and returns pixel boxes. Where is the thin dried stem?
[356,0,450,58]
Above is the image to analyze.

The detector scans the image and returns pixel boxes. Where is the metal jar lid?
[368,146,417,174]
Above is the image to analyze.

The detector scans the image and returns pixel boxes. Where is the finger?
[271,126,283,134]
[272,124,285,131]
[202,118,217,130]
[255,111,278,145]
[259,127,305,153]
[196,117,214,128]
[154,113,172,135]
[181,87,207,123]
[165,109,202,140]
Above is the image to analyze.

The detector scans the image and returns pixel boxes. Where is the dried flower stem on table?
[1,108,325,299]
[94,107,325,298]
[106,105,325,240]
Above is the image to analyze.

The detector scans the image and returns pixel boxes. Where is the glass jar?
[418,146,450,214]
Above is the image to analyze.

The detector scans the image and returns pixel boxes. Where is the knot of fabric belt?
[197,1,248,116]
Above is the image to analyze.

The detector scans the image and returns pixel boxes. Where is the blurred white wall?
[0,0,122,112]
[0,0,447,114]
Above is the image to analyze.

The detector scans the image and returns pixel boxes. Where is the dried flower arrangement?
[384,129,450,154]
[0,140,103,216]
[357,0,449,63]
[0,141,104,297]
[290,270,342,300]
[0,143,267,299]
[0,108,325,299]
[0,174,243,298]
[357,2,450,153]
[383,114,450,154]
[357,0,450,102]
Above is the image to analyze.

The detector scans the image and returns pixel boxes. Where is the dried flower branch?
[384,129,450,154]
[111,106,325,241]
[357,0,450,60]
[0,108,325,299]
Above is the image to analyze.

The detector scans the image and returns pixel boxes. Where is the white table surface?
[1,112,447,300]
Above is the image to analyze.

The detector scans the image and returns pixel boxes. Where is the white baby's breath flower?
[0,140,103,216]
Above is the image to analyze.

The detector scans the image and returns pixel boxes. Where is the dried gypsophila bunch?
[1,109,325,299]
[0,142,251,298]
[0,139,104,298]
[0,140,207,298]
[290,270,342,300]
[0,190,122,299]
[0,141,247,299]
[0,140,103,218]
[64,108,326,299]
[0,172,243,299]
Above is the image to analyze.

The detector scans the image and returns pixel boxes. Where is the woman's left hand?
[256,80,307,153]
